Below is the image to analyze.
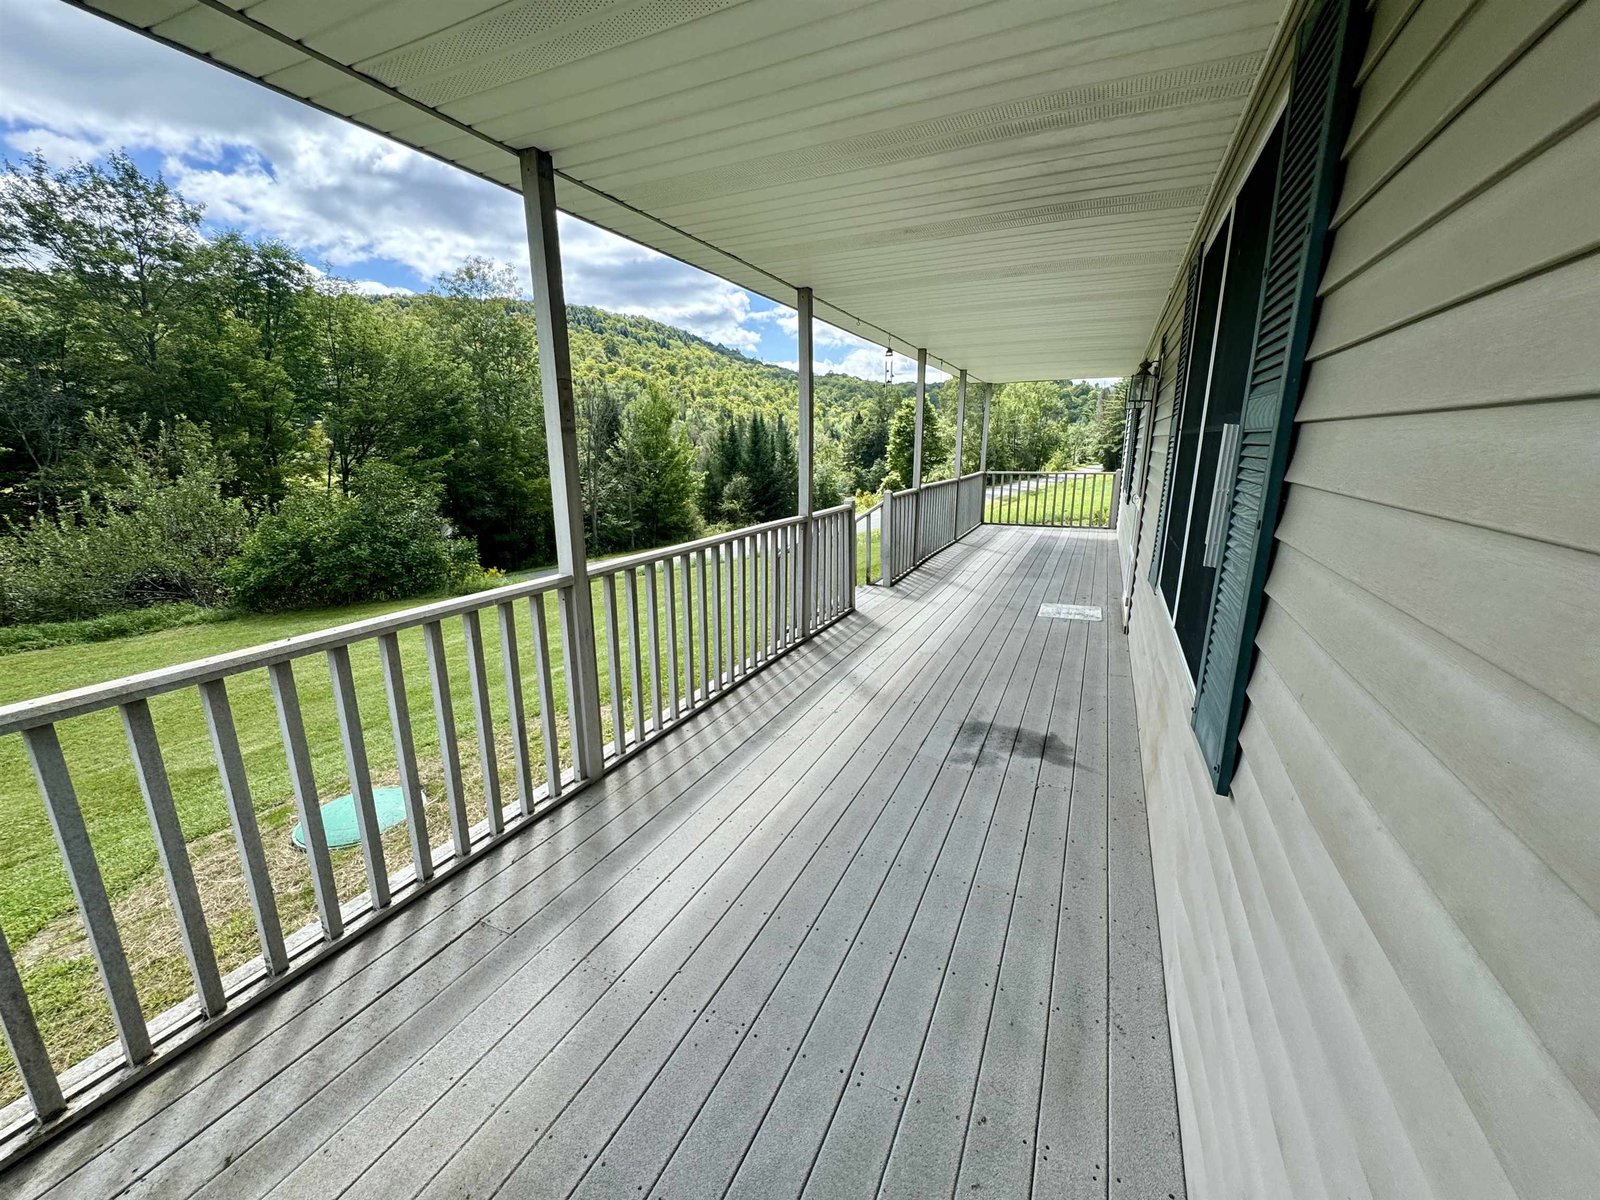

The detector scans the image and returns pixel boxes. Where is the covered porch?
[3,526,1180,1199]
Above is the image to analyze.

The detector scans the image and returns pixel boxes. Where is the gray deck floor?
[5,525,1183,1200]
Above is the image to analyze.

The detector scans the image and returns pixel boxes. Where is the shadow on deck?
[5,525,1182,1200]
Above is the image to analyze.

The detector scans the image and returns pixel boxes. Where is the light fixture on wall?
[1124,358,1159,500]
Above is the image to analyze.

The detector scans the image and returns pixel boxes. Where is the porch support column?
[911,348,926,562]
[796,286,815,636]
[952,368,967,477]
[951,368,967,542]
[519,149,604,781]
[979,381,992,472]
[911,348,927,487]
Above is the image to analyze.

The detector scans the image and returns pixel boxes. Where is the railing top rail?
[811,500,856,518]
[0,569,575,735]
[987,468,1108,476]
[594,512,807,574]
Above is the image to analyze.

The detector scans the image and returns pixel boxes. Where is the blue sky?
[0,0,943,380]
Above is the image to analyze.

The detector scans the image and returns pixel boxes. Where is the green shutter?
[1191,0,1368,794]
[1147,254,1201,589]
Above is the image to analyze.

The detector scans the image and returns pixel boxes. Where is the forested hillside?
[0,152,1121,627]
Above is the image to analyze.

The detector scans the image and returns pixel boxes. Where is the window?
[1140,0,1368,793]
[1156,218,1227,626]
[1171,119,1283,680]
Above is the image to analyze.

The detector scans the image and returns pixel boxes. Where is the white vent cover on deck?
[1040,604,1103,621]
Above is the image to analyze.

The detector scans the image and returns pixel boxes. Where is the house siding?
[1125,1,1600,1196]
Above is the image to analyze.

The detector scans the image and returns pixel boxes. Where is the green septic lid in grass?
[291,786,411,850]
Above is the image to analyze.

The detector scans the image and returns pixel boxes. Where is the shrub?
[225,464,479,611]
[0,420,248,624]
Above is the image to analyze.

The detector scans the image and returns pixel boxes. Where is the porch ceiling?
[74,0,1287,381]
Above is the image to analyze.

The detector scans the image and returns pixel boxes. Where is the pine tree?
[602,381,702,549]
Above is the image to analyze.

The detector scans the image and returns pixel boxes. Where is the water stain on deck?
[950,720,1074,768]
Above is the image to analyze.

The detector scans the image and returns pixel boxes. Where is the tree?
[986,381,1062,471]
[0,152,209,422]
[297,290,459,494]
[885,395,949,489]
[1090,378,1129,471]
[422,258,553,568]
[601,382,702,549]
[576,380,626,549]
[7,150,1129,616]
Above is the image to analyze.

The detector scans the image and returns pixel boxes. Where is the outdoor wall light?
[1124,358,1160,500]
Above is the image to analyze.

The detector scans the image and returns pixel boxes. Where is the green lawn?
[984,474,1115,526]
[0,544,837,1105]
[855,525,882,585]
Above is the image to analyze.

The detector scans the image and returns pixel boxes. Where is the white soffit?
[73,0,1287,381]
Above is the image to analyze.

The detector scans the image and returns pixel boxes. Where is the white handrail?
[0,570,574,735]
[0,507,857,1149]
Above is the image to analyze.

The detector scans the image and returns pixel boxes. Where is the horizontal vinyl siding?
[1127,1,1600,1196]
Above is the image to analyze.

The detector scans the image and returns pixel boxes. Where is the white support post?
[951,368,967,542]
[952,368,967,478]
[911,348,927,488]
[796,286,815,637]
[979,380,992,473]
[912,348,926,562]
[520,149,605,781]
[879,489,894,587]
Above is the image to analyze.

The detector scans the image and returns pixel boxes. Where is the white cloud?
[0,0,943,379]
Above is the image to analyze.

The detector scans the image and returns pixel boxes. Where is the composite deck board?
[6,527,1180,1200]
[487,533,1077,1200]
[599,532,1079,1200]
[161,542,1003,1199]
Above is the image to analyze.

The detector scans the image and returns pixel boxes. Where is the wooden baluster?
[199,678,291,968]
[421,621,471,857]
[528,595,563,800]
[0,919,64,1120]
[268,662,344,938]
[602,575,626,753]
[459,612,502,837]
[644,565,663,736]
[496,604,535,818]
[663,556,681,721]
[696,549,710,701]
[327,645,393,903]
[122,698,227,1013]
[23,723,153,1062]
[373,635,432,877]
[624,568,645,745]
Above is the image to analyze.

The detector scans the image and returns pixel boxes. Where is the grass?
[855,527,882,586]
[0,546,834,1107]
[984,473,1115,526]
[0,604,234,656]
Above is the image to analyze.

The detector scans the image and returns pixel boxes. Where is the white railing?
[984,470,1119,529]
[590,503,855,765]
[956,472,985,539]
[870,470,1117,592]
[0,507,853,1148]
[916,477,958,563]
[873,471,985,586]
[877,486,918,585]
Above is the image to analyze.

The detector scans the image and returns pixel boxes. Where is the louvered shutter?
[1191,0,1368,794]
[1147,255,1201,589]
